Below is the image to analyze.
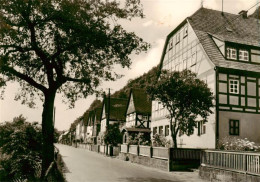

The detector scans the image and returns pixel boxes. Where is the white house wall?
[151,21,216,149]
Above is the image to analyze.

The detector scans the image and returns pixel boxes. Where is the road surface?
[56,144,207,182]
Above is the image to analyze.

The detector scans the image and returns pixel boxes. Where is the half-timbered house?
[122,88,152,143]
[98,97,128,143]
[151,7,260,149]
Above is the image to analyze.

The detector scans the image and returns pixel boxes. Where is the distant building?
[151,7,260,148]
[122,88,151,144]
[92,108,102,144]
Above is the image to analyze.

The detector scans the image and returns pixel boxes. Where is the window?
[183,26,188,37]
[143,116,148,121]
[165,125,169,136]
[176,32,180,44]
[191,52,196,66]
[239,49,249,61]
[226,47,237,60]
[229,79,239,94]
[229,120,239,135]
[153,127,157,135]
[159,126,163,135]
[251,49,260,63]
[169,39,173,50]
[197,121,206,136]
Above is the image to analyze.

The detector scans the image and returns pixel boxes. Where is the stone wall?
[199,166,260,182]
[119,153,169,171]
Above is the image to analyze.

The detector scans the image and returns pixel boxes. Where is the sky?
[0,0,258,131]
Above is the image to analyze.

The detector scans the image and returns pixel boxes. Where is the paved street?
[56,144,207,182]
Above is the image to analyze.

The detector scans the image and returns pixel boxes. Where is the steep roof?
[94,108,102,124]
[83,112,90,125]
[102,97,128,121]
[188,7,260,72]
[127,88,151,115]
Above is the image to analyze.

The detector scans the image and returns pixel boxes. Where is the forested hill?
[70,65,159,128]
[112,65,159,99]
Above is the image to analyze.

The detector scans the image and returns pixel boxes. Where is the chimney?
[239,10,248,18]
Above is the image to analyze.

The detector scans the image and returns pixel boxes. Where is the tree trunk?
[41,91,56,178]
[169,118,178,148]
[172,134,177,148]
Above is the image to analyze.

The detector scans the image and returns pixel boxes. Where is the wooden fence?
[121,144,128,153]
[139,145,151,157]
[202,150,260,175]
[129,145,138,155]
[99,145,106,154]
[152,147,168,160]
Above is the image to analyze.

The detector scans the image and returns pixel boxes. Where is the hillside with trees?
[69,65,159,128]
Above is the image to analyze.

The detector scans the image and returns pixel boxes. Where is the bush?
[152,134,171,147]
[128,133,150,146]
[217,137,260,151]
[0,115,42,181]
[104,123,122,146]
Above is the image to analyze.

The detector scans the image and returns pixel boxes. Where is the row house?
[98,97,128,142]
[75,117,84,142]
[151,7,260,149]
[92,108,102,144]
[122,88,152,143]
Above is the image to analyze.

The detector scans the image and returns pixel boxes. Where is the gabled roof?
[159,7,260,74]
[83,112,90,125]
[188,8,260,72]
[127,88,151,115]
[87,111,95,126]
[102,97,128,121]
[94,108,102,124]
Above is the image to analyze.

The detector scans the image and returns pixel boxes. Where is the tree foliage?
[0,0,149,175]
[0,115,42,181]
[148,70,214,148]
[0,0,149,107]
[104,123,122,146]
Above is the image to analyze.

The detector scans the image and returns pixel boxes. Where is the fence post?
[127,144,129,153]
[168,148,172,172]
[243,154,247,172]
[150,146,153,158]
[137,145,140,156]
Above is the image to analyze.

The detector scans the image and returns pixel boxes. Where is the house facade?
[151,8,260,149]
[92,108,102,144]
[98,97,128,143]
[122,88,151,143]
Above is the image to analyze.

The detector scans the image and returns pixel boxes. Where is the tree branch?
[64,77,91,84]
[2,65,47,93]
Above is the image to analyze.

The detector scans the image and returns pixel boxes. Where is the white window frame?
[239,49,249,61]
[229,79,239,94]
[227,47,237,60]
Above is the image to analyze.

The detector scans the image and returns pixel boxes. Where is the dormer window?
[239,49,249,61]
[226,47,237,60]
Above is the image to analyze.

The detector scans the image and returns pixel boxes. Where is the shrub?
[104,123,122,146]
[0,115,42,181]
[217,137,260,151]
[128,133,150,146]
[152,134,171,147]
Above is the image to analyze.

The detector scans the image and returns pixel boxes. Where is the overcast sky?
[0,0,258,131]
